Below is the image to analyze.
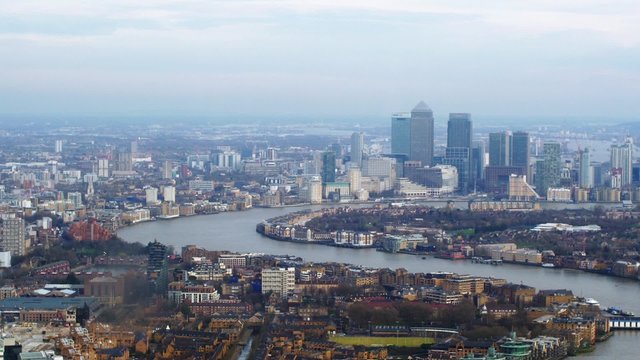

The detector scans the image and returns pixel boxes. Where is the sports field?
[329,335,435,347]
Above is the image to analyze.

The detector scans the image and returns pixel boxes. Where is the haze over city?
[2,1,640,360]
[2,0,639,121]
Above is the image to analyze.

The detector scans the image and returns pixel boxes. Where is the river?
[119,205,639,359]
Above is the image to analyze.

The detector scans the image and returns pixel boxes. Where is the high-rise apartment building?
[55,140,63,153]
[410,101,435,166]
[162,160,173,179]
[145,187,159,205]
[610,138,633,187]
[321,151,336,183]
[147,240,167,279]
[536,142,561,196]
[348,167,362,194]
[1,218,26,257]
[97,159,109,178]
[262,267,295,298]
[163,185,176,203]
[350,132,364,167]
[579,148,593,188]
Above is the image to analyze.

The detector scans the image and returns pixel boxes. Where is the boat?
[542,263,555,268]
[606,307,635,317]
[421,257,427,260]
[585,298,600,307]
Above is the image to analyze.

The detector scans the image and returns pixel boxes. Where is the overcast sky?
[1,0,639,120]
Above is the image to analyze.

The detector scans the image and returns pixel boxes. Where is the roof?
[412,101,432,113]
[0,297,97,311]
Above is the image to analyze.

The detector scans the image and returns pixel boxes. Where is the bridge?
[610,317,640,329]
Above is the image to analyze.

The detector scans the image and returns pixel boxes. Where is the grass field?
[329,335,435,347]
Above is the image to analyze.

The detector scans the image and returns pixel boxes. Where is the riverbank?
[117,205,640,359]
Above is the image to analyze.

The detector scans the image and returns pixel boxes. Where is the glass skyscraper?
[511,132,530,169]
[391,113,411,156]
[321,151,336,184]
[489,131,511,166]
[410,101,434,167]
[350,131,364,167]
[444,113,472,193]
[447,113,472,149]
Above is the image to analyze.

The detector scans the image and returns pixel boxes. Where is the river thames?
[119,205,640,359]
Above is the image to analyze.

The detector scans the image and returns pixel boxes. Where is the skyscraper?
[1,217,26,257]
[489,131,511,166]
[391,113,411,156]
[447,113,472,149]
[350,132,364,166]
[410,101,435,166]
[610,138,633,187]
[511,132,530,169]
[321,151,336,183]
[536,142,561,196]
[511,131,531,182]
[471,140,486,182]
[579,148,593,188]
[444,113,472,193]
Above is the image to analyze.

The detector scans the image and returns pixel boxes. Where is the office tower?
[410,101,435,166]
[447,113,472,149]
[97,159,109,178]
[536,142,561,195]
[489,131,511,166]
[579,148,593,188]
[610,138,633,187]
[163,185,176,203]
[350,132,364,166]
[444,113,472,193]
[348,167,362,194]
[511,132,530,169]
[1,218,26,257]
[55,140,63,153]
[321,151,336,183]
[471,140,486,182]
[391,113,411,156]
[261,267,295,298]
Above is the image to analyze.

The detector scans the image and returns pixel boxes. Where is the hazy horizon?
[2,1,639,119]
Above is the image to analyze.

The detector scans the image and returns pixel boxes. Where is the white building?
[145,187,159,205]
[1,218,27,257]
[262,267,295,298]
[348,167,362,194]
[610,138,633,187]
[546,188,572,202]
[97,159,109,178]
[163,185,176,203]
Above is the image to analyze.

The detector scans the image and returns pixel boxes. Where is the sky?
[1,0,639,121]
